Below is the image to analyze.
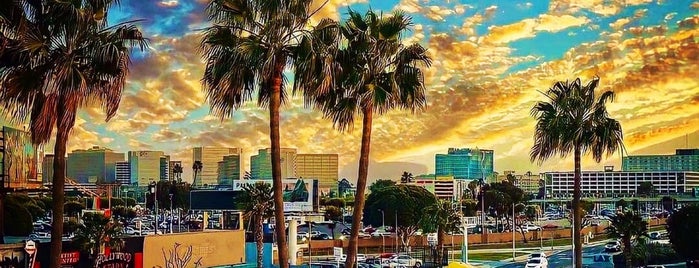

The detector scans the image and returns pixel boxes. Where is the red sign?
[61,252,80,265]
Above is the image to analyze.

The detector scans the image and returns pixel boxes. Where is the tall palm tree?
[295,9,431,268]
[530,77,624,268]
[400,171,414,184]
[238,182,274,268]
[0,1,147,266]
[606,209,648,268]
[172,163,184,183]
[192,160,203,186]
[421,199,461,265]
[200,1,335,266]
[73,212,124,265]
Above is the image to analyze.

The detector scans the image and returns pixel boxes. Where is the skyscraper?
[193,147,242,187]
[250,148,297,180]
[115,161,131,185]
[67,146,124,183]
[159,155,171,181]
[42,154,54,184]
[296,154,338,196]
[435,148,494,181]
[217,154,241,186]
[128,151,165,186]
[623,149,699,172]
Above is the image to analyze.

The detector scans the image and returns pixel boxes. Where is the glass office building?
[435,148,494,181]
[623,149,699,172]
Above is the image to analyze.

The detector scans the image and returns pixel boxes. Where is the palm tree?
[0,1,147,266]
[421,199,461,265]
[467,180,479,200]
[606,209,648,268]
[172,163,184,183]
[192,161,203,186]
[295,9,431,268]
[200,1,335,266]
[73,212,124,265]
[238,182,274,268]
[530,77,624,268]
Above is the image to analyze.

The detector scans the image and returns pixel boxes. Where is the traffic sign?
[24,240,36,255]
[333,247,342,258]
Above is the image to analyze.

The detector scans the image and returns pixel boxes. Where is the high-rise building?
[217,155,241,186]
[193,147,242,187]
[435,148,494,181]
[250,148,297,180]
[42,154,54,184]
[296,154,338,196]
[128,151,165,186]
[115,161,130,185]
[67,146,124,183]
[169,160,182,182]
[623,149,699,172]
[159,155,171,181]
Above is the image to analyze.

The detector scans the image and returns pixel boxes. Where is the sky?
[5,0,699,183]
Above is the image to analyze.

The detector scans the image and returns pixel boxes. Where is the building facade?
[115,161,130,185]
[42,154,54,184]
[409,175,456,200]
[217,154,241,186]
[67,146,124,183]
[193,147,242,187]
[435,148,494,181]
[544,170,699,198]
[623,149,699,172]
[128,151,165,186]
[250,148,297,180]
[296,154,339,196]
[159,155,171,181]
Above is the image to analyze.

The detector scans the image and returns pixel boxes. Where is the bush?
[630,240,683,266]
[4,200,33,236]
[25,203,46,222]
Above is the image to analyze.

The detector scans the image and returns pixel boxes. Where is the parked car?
[372,230,391,237]
[604,241,621,252]
[312,233,332,240]
[388,255,421,268]
[524,224,542,231]
[124,227,140,236]
[527,252,547,261]
[525,257,548,268]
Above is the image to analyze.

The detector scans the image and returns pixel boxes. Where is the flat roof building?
[544,170,699,199]
[435,148,494,181]
[623,149,699,172]
[67,146,124,183]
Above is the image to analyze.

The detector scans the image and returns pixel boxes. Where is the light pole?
[512,204,516,261]
[169,193,174,234]
[394,210,398,253]
[378,209,385,252]
[149,180,158,235]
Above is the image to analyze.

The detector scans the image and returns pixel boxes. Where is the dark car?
[312,233,332,240]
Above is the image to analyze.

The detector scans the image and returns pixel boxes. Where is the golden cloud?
[484,14,588,44]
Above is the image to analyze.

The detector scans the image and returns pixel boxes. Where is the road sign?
[333,247,342,258]
[24,240,36,255]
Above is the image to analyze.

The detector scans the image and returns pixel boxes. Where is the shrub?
[4,200,33,236]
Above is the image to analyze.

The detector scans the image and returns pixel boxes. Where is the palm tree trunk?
[256,214,264,268]
[573,146,582,268]
[623,238,632,268]
[346,107,373,268]
[270,61,289,268]
[437,227,444,265]
[50,101,76,268]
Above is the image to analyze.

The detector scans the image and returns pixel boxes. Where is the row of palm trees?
[0,1,625,268]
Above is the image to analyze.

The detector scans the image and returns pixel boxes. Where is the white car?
[337,254,366,263]
[524,224,542,231]
[604,241,621,252]
[124,227,140,236]
[525,257,548,268]
[389,255,421,268]
[527,252,547,261]
[372,230,391,237]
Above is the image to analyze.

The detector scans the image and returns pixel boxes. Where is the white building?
[544,170,699,198]
[115,161,130,185]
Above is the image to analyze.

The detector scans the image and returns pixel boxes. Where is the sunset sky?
[6,0,699,182]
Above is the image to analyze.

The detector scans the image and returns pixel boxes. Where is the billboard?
[1,126,39,189]
[232,179,316,212]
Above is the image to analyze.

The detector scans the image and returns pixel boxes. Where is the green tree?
[64,202,86,218]
[467,180,479,200]
[460,199,478,216]
[0,1,147,264]
[369,179,397,193]
[324,206,343,222]
[530,77,624,268]
[421,199,461,265]
[74,212,124,264]
[172,162,184,183]
[606,209,648,268]
[3,197,33,236]
[296,9,431,268]
[200,1,334,265]
[666,205,699,261]
[616,199,628,210]
[400,171,414,184]
[637,182,654,197]
[237,182,274,268]
[364,185,436,252]
[326,198,346,209]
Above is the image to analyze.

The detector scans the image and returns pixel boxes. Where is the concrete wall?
[142,230,246,267]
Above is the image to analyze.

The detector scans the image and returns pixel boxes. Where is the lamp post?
[378,209,385,252]
[149,180,158,235]
[512,204,516,261]
[169,193,174,234]
[394,210,398,253]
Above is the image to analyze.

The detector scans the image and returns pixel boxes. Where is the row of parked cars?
[332,253,423,268]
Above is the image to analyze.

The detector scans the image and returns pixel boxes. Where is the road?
[496,244,614,268]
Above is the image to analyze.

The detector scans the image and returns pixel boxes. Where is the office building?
[128,151,165,186]
[410,175,456,200]
[250,148,297,180]
[115,161,130,185]
[544,169,699,198]
[42,154,54,184]
[67,146,124,183]
[169,160,183,182]
[193,147,242,187]
[497,171,540,194]
[217,154,242,186]
[623,149,699,172]
[435,148,494,181]
[296,154,339,196]
[159,155,171,181]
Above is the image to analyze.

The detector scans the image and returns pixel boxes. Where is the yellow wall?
[142,230,245,267]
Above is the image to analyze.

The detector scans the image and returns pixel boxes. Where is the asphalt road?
[496,244,613,268]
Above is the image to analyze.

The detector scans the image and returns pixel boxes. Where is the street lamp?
[169,193,174,234]
[149,180,158,235]
[378,209,385,252]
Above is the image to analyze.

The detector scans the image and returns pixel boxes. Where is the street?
[496,244,612,268]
